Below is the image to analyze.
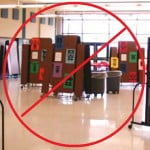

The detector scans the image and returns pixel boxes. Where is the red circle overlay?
[2,2,145,148]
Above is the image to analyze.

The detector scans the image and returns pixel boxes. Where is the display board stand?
[0,100,4,150]
[128,83,149,129]
[128,37,150,129]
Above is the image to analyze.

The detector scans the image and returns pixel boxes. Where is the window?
[12,8,19,20]
[30,12,36,23]
[40,17,46,24]
[63,13,150,58]
[1,9,8,18]
[48,17,54,25]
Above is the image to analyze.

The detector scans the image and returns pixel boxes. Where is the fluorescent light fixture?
[34,0,150,3]
[0,4,17,8]
[0,4,45,8]
[19,4,45,8]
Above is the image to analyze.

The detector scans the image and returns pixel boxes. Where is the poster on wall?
[53,63,62,78]
[54,52,62,62]
[32,51,38,60]
[65,49,76,64]
[63,73,74,89]
[111,57,119,69]
[121,54,127,61]
[30,61,39,74]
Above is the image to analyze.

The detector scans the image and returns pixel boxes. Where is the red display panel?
[31,38,40,50]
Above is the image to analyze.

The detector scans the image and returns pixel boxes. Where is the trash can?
[106,70,122,94]
[91,72,106,97]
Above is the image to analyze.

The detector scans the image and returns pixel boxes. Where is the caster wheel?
[27,83,30,88]
[74,98,78,101]
[40,93,44,98]
[94,93,97,97]
[53,92,58,97]
[78,97,81,100]
[128,124,132,129]
[73,95,78,101]
[86,94,90,99]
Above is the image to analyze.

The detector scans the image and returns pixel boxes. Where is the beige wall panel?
[0,8,22,38]
[25,8,40,39]
[55,17,62,35]
[40,19,55,42]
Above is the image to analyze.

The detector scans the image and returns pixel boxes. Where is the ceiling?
[1,0,150,14]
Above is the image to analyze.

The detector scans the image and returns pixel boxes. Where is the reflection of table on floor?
[91,72,106,97]
[106,71,122,94]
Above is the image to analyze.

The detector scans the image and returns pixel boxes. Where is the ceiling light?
[105,4,110,7]
[137,3,142,6]
[0,4,45,8]
[0,5,17,8]
[19,4,45,8]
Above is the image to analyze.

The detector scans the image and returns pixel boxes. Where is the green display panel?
[129,52,137,63]
[63,73,74,89]
[30,61,39,74]
[65,49,76,64]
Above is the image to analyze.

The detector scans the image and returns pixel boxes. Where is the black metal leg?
[0,100,4,150]
[131,83,140,124]
[128,82,146,129]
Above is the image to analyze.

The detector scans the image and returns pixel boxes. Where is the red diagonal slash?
[21,27,126,117]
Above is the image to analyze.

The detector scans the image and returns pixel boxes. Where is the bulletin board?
[119,41,138,83]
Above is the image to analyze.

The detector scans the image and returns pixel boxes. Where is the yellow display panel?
[111,57,119,69]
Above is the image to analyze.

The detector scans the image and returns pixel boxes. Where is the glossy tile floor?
[0,78,150,150]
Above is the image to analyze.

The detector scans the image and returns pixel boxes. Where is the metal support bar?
[0,100,4,150]
[131,82,140,123]
[128,82,141,129]
[128,82,150,129]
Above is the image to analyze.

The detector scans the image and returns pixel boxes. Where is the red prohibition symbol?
[2,1,146,148]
